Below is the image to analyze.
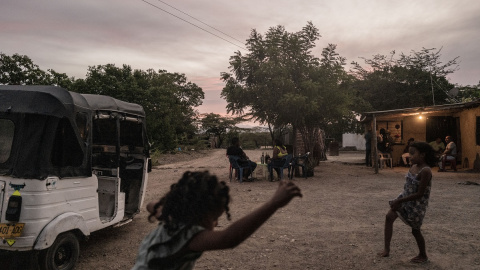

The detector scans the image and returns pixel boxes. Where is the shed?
[361,99,480,172]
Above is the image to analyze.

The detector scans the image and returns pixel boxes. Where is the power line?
[141,0,246,51]
[155,0,246,46]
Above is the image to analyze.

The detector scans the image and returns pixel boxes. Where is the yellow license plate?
[0,223,24,238]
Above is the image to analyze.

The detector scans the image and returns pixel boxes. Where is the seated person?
[429,137,445,159]
[377,128,394,167]
[377,129,394,154]
[226,137,257,181]
[377,128,388,153]
[438,136,457,172]
[401,138,414,166]
[268,139,290,181]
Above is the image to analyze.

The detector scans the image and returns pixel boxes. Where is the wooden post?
[373,114,378,174]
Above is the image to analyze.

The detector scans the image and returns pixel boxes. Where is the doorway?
[426,116,461,161]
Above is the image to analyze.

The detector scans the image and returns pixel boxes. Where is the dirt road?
[73,149,479,270]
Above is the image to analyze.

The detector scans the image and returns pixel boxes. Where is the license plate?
[0,223,24,238]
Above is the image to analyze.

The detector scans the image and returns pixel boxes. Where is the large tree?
[351,48,459,110]
[221,23,320,142]
[221,23,357,157]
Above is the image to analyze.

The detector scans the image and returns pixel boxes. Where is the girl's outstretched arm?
[188,180,302,251]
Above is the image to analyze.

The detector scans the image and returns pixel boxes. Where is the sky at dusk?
[1,0,479,122]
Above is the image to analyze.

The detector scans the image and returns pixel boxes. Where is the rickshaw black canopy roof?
[0,85,145,118]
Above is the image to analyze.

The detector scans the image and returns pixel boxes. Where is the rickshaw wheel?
[38,232,79,270]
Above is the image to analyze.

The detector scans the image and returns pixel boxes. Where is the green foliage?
[221,23,323,140]
[351,48,458,110]
[237,128,271,149]
[0,53,74,86]
[220,23,358,153]
[453,84,480,102]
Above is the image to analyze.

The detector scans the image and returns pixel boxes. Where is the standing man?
[438,136,457,172]
[364,129,372,167]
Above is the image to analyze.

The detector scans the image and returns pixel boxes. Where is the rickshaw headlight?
[6,192,22,222]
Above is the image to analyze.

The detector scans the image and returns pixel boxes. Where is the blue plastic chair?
[228,155,251,182]
[289,152,310,179]
[269,154,293,181]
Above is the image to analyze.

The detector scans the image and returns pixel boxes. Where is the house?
[361,99,480,170]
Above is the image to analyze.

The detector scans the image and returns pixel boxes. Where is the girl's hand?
[146,202,162,219]
[270,180,302,208]
[390,199,401,210]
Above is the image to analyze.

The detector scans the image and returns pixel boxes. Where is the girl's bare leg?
[378,210,398,257]
[410,228,428,262]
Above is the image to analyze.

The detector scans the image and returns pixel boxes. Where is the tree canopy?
[0,53,73,87]
[350,48,459,110]
[220,22,358,151]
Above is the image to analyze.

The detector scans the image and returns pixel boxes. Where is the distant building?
[361,99,480,169]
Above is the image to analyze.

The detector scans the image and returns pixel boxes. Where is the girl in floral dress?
[378,142,436,263]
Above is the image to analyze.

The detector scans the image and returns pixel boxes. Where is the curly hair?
[410,141,437,167]
[148,171,231,234]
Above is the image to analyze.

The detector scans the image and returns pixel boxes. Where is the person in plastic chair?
[268,139,291,181]
[377,128,394,167]
[438,136,457,172]
[377,129,394,154]
[429,137,445,161]
[401,138,415,167]
[226,137,257,181]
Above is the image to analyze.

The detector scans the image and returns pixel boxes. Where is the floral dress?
[392,166,432,229]
[132,224,205,270]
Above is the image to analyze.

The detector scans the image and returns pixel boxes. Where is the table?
[253,162,269,180]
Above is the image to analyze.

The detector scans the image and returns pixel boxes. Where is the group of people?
[365,129,458,171]
[225,137,290,182]
[131,136,440,269]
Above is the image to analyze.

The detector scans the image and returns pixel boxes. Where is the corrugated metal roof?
[360,99,480,121]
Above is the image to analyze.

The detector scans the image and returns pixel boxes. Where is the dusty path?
[75,149,480,270]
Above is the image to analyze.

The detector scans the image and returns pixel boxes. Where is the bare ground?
[74,149,480,270]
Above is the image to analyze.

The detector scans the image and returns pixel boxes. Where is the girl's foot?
[410,255,428,263]
[377,251,389,257]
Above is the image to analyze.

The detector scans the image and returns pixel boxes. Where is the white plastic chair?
[378,153,393,168]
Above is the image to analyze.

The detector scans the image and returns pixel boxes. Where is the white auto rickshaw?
[0,85,151,269]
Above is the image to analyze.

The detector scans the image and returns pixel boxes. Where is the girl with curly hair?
[132,171,302,269]
[378,141,436,263]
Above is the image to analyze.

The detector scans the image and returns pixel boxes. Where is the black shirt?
[226,145,246,158]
